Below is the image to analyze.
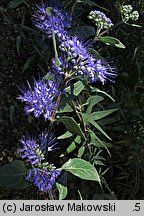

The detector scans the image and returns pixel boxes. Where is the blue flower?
[33,2,71,39]
[26,168,61,192]
[60,36,116,83]
[18,130,58,165]
[17,79,59,120]
[18,136,44,165]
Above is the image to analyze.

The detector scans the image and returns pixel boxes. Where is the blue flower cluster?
[17,0,116,193]
[33,3,116,84]
[17,79,59,120]
[26,168,61,192]
[60,36,115,83]
[18,136,44,165]
[19,130,58,165]
[19,130,61,191]
[33,3,71,39]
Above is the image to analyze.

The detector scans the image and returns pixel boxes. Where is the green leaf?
[90,108,118,121]
[56,172,68,200]
[57,116,86,140]
[98,36,125,49]
[94,88,115,102]
[7,0,27,8]
[94,160,105,166]
[60,136,81,157]
[44,73,56,82]
[0,160,28,189]
[86,95,104,114]
[57,94,74,113]
[82,113,111,140]
[62,158,100,182]
[65,81,85,97]
[78,146,85,158]
[16,36,22,55]
[89,129,112,151]
[52,30,61,67]
[58,131,73,139]
[57,103,74,113]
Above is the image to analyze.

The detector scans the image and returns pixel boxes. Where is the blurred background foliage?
[0,0,144,199]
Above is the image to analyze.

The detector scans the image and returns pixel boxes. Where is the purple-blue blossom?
[26,168,61,192]
[33,3,71,39]
[60,36,116,84]
[17,79,59,120]
[18,136,44,165]
[18,130,58,165]
[33,2,116,84]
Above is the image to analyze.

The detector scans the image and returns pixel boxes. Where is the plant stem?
[45,76,67,162]
[91,21,124,43]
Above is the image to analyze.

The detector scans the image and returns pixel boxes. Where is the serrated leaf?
[62,158,100,182]
[90,108,118,121]
[0,160,28,189]
[98,36,125,49]
[57,116,86,140]
[86,95,104,114]
[56,172,68,200]
[58,131,73,139]
[82,113,111,140]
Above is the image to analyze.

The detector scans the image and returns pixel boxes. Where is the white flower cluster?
[88,10,113,30]
[121,5,139,23]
